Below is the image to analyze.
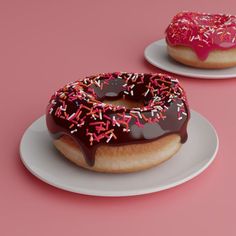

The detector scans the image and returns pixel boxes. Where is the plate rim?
[20,110,219,197]
[144,38,236,79]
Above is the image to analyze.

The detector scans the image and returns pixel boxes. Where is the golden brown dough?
[167,45,236,69]
[54,134,181,173]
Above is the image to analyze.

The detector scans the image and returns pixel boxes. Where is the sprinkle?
[189,35,195,41]
[69,123,75,129]
[177,103,184,107]
[103,114,112,120]
[106,133,113,143]
[153,96,161,103]
[60,105,66,111]
[94,80,101,87]
[77,121,85,127]
[51,99,56,105]
[130,110,142,119]
[144,89,149,96]
[89,121,105,126]
[92,114,97,120]
[70,129,77,134]
[106,120,110,130]
[99,110,102,120]
[67,113,75,121]
[151,109,157,117]
[76,111,82,120]
[155,105,163,111]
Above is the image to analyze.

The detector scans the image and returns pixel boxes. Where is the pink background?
[1,0,236,235]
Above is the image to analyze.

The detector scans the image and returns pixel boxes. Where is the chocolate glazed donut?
[46,72,190,173]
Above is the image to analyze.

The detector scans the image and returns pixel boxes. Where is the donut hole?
[103,98,143,109]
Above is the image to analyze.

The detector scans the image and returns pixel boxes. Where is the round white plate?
[20,110,218,197]
[144,39,236,79]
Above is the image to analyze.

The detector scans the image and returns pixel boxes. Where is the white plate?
[144,39,236,79]
[20,110,218,197]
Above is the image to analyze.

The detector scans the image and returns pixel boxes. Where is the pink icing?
[166,12,236,60]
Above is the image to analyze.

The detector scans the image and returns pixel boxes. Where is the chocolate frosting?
[46,72,190,166]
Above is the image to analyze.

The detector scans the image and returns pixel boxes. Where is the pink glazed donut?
[166,12,236,68]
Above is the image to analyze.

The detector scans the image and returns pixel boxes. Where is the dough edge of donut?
[167,44,236,69]
[53,134,182,173]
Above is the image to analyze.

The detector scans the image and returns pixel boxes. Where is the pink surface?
[1,0,236,235]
